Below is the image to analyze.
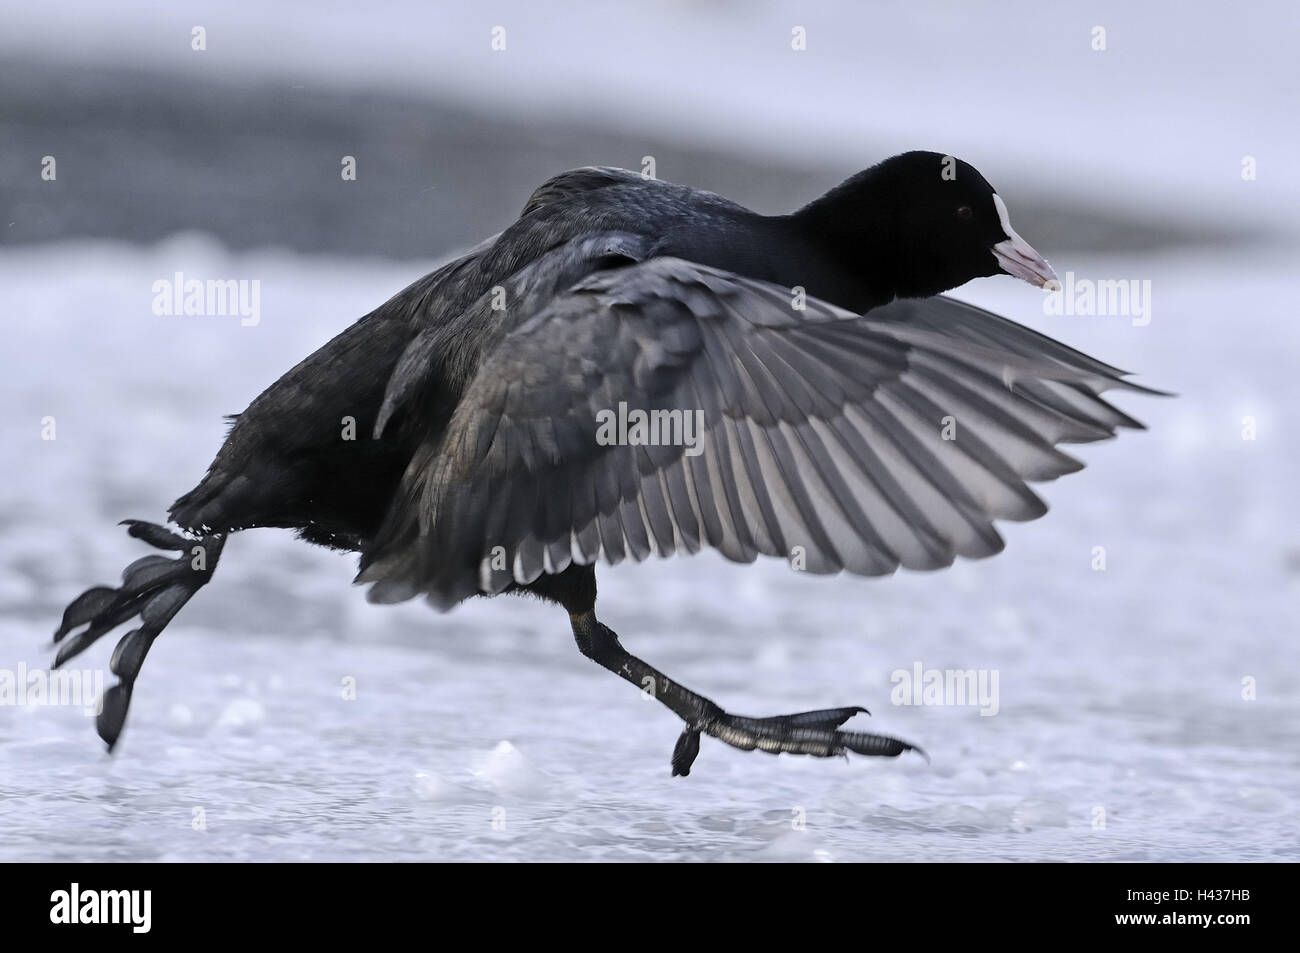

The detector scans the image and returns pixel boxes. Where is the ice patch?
[215,699,265,730]
[468,741,553,797]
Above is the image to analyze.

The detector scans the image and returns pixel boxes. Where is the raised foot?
[53,520,224,750]
[671,706,926,777]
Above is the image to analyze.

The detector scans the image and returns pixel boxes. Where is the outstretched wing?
[358,257,1156,607]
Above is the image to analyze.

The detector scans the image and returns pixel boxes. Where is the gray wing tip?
[1118,377,1176,399]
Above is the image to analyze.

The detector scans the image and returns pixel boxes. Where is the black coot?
[54,151,1160,775]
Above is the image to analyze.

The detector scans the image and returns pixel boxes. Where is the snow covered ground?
[1,0,1296,862]
[0,237,1295,861]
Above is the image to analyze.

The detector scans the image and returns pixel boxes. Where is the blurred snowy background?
[1,0,1296,861]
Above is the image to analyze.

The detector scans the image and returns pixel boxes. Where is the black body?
[170,154,1008,556]
[53,151,1159,770]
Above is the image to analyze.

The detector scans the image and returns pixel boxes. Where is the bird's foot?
[567,612,925,777]
[53,520,224,749]
[671,705,925,777]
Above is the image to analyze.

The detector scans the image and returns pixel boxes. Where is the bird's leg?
[569,611,923,777]
[52,520,225,750]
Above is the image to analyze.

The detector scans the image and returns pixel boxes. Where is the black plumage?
[54,152,1160,773]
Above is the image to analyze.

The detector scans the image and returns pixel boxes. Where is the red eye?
[955,206,973,220]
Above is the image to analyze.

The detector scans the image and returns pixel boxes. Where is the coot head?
[800,150,1058,299]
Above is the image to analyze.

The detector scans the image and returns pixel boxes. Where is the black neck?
[776,192,899,314]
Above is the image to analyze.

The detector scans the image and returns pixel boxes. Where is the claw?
[97,682,133,750]
[697,709,924,767]
[52,519,224,750]
[108,628,159,681]
[138,584,191,627]
[833,729,927,761]
[53,592,147,663]
[120,519,192,551]
[121,555,184,590]
[54,587,121,641]
[671,727,701,777]
[775,706,870,729]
